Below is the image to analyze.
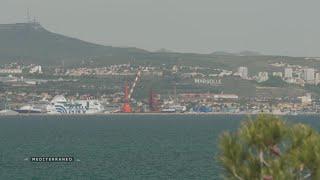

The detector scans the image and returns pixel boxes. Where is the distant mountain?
[155,48,174,53]
[210,51,236,56]
[237,51,262,56]
[211,51,262,56]
[0,22,311,71]
[0,22,147,65]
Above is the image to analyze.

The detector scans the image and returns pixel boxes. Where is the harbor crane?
[121,67,142,113]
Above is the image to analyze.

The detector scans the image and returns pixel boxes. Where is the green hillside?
[258,76,288,87]
[1,22,320,71]
[0,22,147,65]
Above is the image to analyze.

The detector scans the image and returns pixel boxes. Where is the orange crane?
[121,67,142,113]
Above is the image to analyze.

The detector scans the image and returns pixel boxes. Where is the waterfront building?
[272,72,283,78]
[284,68,293,78]
[303,68,315,84]
[257,72,269,82]
[237,66,248,79]
[303,68,315,81]
[172,65,178,72]
[0,68,22,74]
[29,65,42,74]
[299,93,312,106]
[316,73,320,85]
[179,93,238,103]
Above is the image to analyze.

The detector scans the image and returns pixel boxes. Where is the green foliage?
[0,23,146,65]
[258,76,288,87]
[218,114,320,179]
[240,115,287,150]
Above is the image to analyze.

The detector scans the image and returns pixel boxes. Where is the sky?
[0,0,320,57]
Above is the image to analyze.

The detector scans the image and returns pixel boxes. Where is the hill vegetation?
[219,114,320,179]
[0,22,147,66]
[258,76,288,87]
[1,22,320,71]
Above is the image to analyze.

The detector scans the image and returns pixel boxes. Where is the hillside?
[0,22,147,65]
[1,22,320,71]
[258,76,288,87]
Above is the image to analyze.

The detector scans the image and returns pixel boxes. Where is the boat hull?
[15,110,42,114]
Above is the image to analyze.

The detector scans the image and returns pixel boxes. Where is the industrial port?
[1,61,320,116]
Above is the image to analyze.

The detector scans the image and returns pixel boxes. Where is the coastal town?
[2,2,320,179]
[0,60,320,115]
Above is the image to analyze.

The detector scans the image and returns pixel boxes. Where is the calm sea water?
[0,115,319,180]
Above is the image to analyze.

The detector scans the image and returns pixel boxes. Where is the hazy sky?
[1,0,320,56]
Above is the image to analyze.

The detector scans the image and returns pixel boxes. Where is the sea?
[0,115,319,180]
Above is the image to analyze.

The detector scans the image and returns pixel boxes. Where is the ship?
[14,95,105,114]
[15,105,43,113]
[161,108,177,113]
[191,105,213,113]
[161,104,187,113]
[103,105,121,114]
[47,95,105,114]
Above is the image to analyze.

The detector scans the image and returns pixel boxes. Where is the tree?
[218,114,320,180]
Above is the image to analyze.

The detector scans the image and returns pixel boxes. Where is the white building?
[316,73,320,85]
[172,65,178,72]
[237,66,248,79]
[272,72,283,78]
[303,68,315,83]
[257,72,269,82]
[284,68,293,78]
[0,68,22,74]
[299,93,312,105]
[29,65,43,74]
[218,70,233,77]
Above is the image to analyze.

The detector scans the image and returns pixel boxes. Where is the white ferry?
[47,95,105,114]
